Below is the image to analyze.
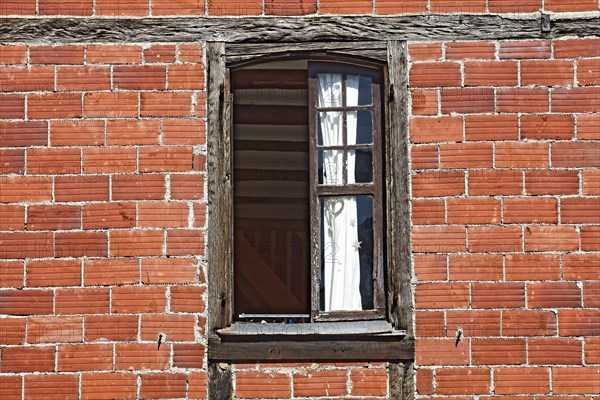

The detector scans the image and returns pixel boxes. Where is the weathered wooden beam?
[208,335,415,361]
[0,14,597,44]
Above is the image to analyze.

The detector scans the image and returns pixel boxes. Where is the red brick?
[112,286,167,313]
[416,338,470,366]
[85,315,138,342]
[446,41,495,59]
[495,367,550,394]
[350,369,386,396]
[553,367,600,395]
[465,61,517,86]
[0,45,27,64]
[559,310,600,337]
[436,368,490,395]
[83,147,137,174]
[178,44,202,63]
[441,88,494,114]
[168,64,205,90]
[562,198,600,224]
[526,170,579,195]
[582,226,600,252]
[84,259,139,286]
[410,116,462,143]
[585,338,600,364]
[411,145,438,170]
[410,62,461,87]
[292,370,346,396]
[116,343,170,371]
[163,119,206,145]
[0,205,25,230]
[153,0,205,14]
[415,283,469,309]
[376,0,427,13]
[84,92,138,118]
[143,44,176,62]
[525,226,578,252]
[167,229,204,256]
[95,0,148,15]
[449,254,502,281]
[0,375,21,399]
[555,38,600,58]
[446,310,501,337]
[489,0,541,12]
[193,203,206,228]
[412,171,465,197]
[552,142,600,168]
[415,311,445,337]
[141,92,193,117]
[0,149,24,175]
[27,316,82,343]
[27,205,80,231]
[465,115,519,141]
[111,230,163,257]
[468,226,521,253]
[0,93,25,118]
[499,40,551,59]
[447,198,500,225]
[430,0,486,12]
[82,202,136,229]
[578,114,600,140]
[411,90,437,115]
[27,92,82,119]
[0,346,55,372]
[583,170,600,195]
[170,286,205,313]
[55,231,108,257]
[236,371,290,398]
[188,372,208,399]
[408,43,442,61]
[55,288,110,315]
[471,338,526,365]
[472,283,525,309]
[502,310,556,336]
[520,114,574,140]
[506,254,560,281]
[86,45,143,64]
[0,232,53,258]
[545,0,597,11]
[504,198,557,224]
[412,199,445,225]
[416,369,434,395]
[104,120,160,145]
[412,226,466,253]
[57,65,111,91]
[529,338,583,365]
[139,147,193,172]
[578,58,600,86]
[497,88,549,113]
[113,65,167,90]
[141,314,196,342]
[0,260,24,288]
[0,121,48,147]
[414,254,446,281]
[81,373,137,400]
[552,87,600,112]
[30,45,84,64]
[521,60,574,86]
[563,254,600,280]
[112,174,166,200]
[528,282,581,309]
[27,148,81,175]
[584,282,600,308]
[138,202,189,228]
[440,142,492,169]
[39,0,93,15]
[0,289,53,316]
[26,259,81,287]
[141,373,187,399]
[0,66,54,92]
[173,343,205,368]
[170,174,204,200]
[469,169,522,196]
[24,374,79,400]
[142,258,197,284]
[50,120,104,146]
[58,344,113,371]
[0,318,25,344]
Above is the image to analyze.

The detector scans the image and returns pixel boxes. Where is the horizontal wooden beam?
[208,335,415,361]
[1,14,598,44]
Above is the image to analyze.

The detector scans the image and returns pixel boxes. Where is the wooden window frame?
[207,41,413,375]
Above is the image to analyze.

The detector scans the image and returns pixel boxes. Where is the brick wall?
[1,1,599,398]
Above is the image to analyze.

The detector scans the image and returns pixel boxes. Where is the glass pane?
[319,150,344,185]
[358,76,373,106]
[317,74,342,107]
[351,148,373,184]
[356,110,373,144]
[346,75,372,107]
[320,195,374,311]
[318,111,343,146]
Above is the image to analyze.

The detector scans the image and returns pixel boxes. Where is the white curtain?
[319,74,362,311]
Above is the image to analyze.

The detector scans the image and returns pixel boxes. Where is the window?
[207,41,413,362]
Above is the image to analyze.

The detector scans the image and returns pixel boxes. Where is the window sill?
[208,321,414,362]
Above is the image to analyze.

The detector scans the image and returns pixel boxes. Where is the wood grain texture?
[208,362,233,400]
[1,15,598,44]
